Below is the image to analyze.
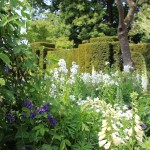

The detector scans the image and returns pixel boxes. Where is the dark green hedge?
[90,36,118,43]
[130,43,150,70]
[31,42,55,48]
[31,37,150,72]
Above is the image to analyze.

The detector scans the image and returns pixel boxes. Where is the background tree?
[27,12,74,49]
[27,0,117,46]
[130,4,150,43]
[27,0,149,45]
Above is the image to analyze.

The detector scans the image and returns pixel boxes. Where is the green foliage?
[0,1,56,149]
[49,0,116,45]
[130,4,150,43]
[141,138,150,150]
[0,53,11,64]
[27,13,74,49]
[46,50,72,70]
[90,36,118,43]
[137,93,150,137]
[31,42,55,48]
[130,43,150,70]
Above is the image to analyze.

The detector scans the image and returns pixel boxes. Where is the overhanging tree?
[116,0,139,69]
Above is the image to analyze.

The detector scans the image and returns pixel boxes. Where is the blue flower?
[5,65,10,73]
[37,107,46,114]
[140,124,147,130]
[20,145,32,150]
[22,113,27,119]
[6,114,15,123]
[47,114,57,126]
[37,103,50,114]
[50,118,57,126]
[47,114,53,120]
[43,103,50,111]
[24,100,33,110]
[30,112,36,118]
[26,145,32,150]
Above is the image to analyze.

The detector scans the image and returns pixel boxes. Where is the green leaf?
[33,125,41,131]
[0,0,4,8]
[41,144,52,150]
[82,122,89,131]
[14,21,25,28]
[0,78,5,86]
[24,51,34,57]
[53,134,64,141]
[21,10,30,20]
[0,19,8,27]
[13,47,22,54]
[39,46,45,51]
[22,107,30,112]
[8,15,18,22]
[0,53,10,64]
[60,140,66,150]
[65,139,71,146]
[40,128,45,136]
[8,23,15,31]
[10,0,18,8]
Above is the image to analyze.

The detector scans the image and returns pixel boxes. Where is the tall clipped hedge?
[31,37,150,73]
[69,37,150,73]
[130,43,150,70]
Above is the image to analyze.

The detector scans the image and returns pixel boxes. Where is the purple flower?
[6,114,15,123]
[22,113,27,119]
[50,118,57,126]
[5,65,10,73]
[20,146,32,150]
[37,103,50,114]
[43,103,50,111]
[47,114,53,120]
[140,124,147,130]
[30,112,36,118]
[24,100,33,110]
[47,114,57,126]
[37,107,46,114]
[26,145,32,150]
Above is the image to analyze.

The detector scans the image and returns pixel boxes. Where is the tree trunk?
[116,0,138,70]
[117,23,134,67]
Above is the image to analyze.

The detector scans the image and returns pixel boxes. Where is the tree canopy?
[130,4,150,43]
[26,0,150,47]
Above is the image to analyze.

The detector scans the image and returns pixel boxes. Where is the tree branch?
[124,0,138,27]
[116,0,125,26]
[8,0,11,18]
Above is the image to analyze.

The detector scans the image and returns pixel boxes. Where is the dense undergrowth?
[1,59,150,150]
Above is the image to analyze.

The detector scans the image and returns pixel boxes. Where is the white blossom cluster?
[141,72,148,92]
[123,65,134,73]
[80,71,119,87]
[80,97,145,149]
[49,59,79,98]
[49,59,148,99]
